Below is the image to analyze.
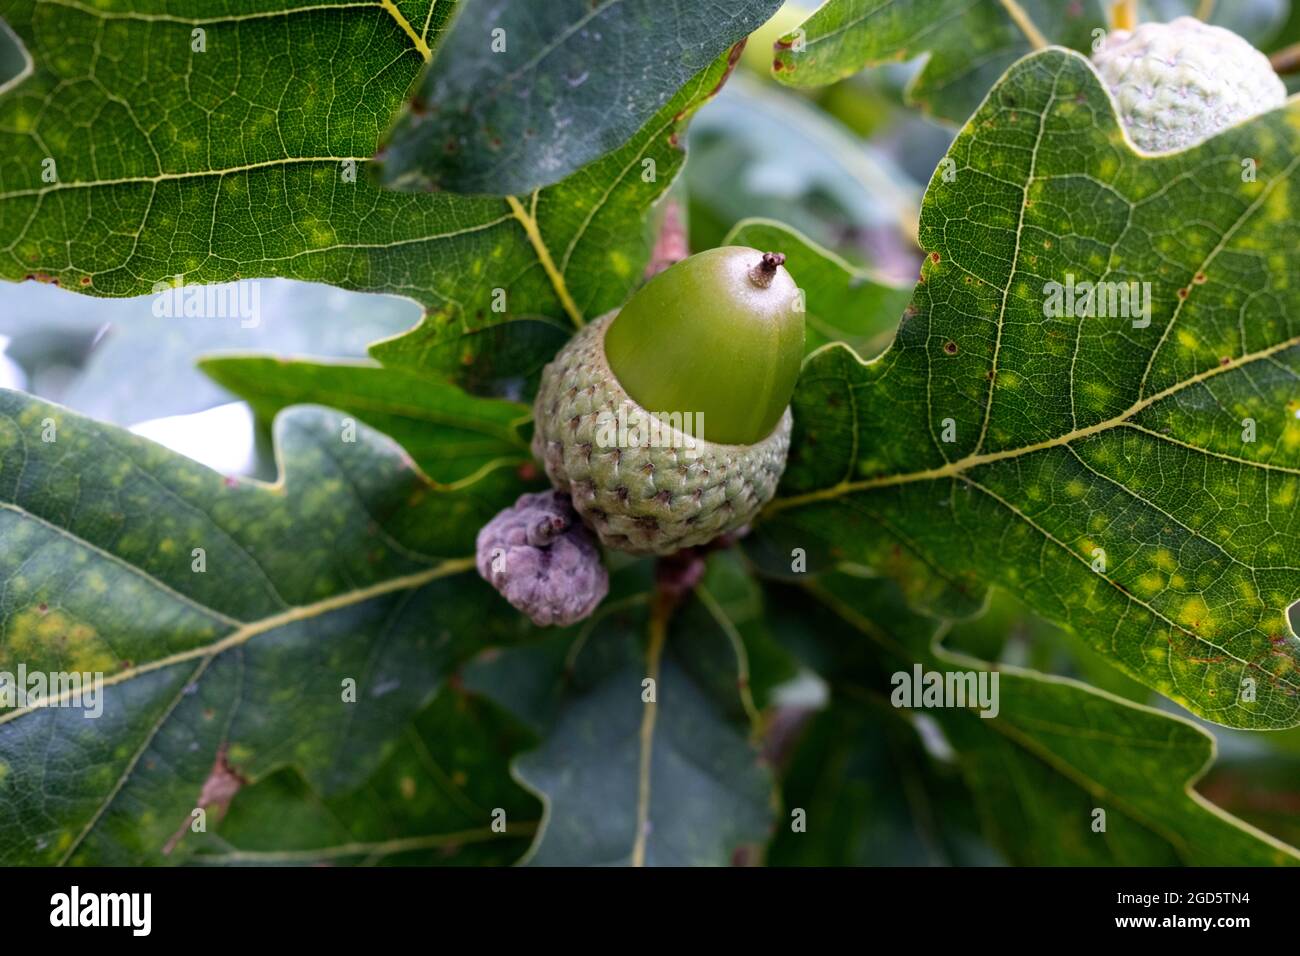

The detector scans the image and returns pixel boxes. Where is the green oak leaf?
[759,48,1300,730]
[0,0,738,394]
[376,0,783,195]
[765,697,999,866]
[188,691,541,866]
[368,46,741,397]
[771,0,1103,123]
[370,314,571,403]
[668,550,802,720]
[787,572,1300,865]
[769,0,1289,125]
[0,391,531,864]
[723,218,911,357]
[464,577,775,866]
[199,355,535,484]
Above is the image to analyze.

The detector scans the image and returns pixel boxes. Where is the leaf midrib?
[189,822,538,864]
[0,557,474,727]
[768,330,1300,513]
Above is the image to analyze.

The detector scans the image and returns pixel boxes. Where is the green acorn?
[531,246,804,556]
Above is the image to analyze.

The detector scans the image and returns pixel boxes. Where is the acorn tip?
[749,251,786,288]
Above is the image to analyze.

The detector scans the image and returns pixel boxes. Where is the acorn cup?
[531,245,805,556]
[1091,17,1285,154]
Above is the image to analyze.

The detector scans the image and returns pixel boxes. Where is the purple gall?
[476,490,608,627]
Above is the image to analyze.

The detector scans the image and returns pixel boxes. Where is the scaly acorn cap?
[530,247,804,556]
[604,246,804,446]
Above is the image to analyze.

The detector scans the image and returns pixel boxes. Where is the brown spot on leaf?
[163,743,246,855]
[708,39,748,98]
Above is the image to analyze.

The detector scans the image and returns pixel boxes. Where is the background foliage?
[1,0,1297,866]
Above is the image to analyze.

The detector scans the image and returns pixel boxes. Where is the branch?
[1271,40,1300,74]
[999,0,1049,50]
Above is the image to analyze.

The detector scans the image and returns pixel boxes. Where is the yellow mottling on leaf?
[1265,176,1290,222]
[228,744,253,763]
[6,608,116,673]
[1065,479,1086,499]
[1153,548,1177,573]
[1177,595,1212,633]
[609,250,632,278]
[1274,483,1296,508]
[1083,381,1113,404]
[1136,572,1164,596]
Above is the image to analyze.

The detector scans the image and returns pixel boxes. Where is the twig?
[1196,0,1216,21]
[630,591,670,868]
[998,0,1049,50]
[1271,40,1300,74]
[644,199,688,279]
